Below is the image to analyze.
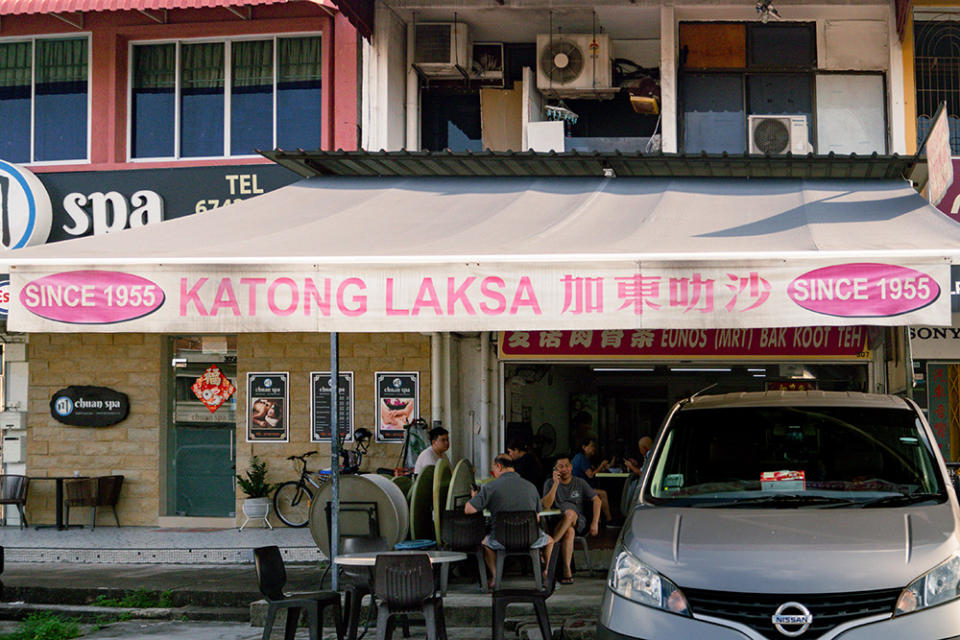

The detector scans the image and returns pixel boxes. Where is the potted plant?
[237,455,278,528]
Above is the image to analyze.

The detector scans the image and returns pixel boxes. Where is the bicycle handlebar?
[286,451,319,461]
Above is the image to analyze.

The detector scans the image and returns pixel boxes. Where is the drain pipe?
[431,332,441,425]
[479,331,490,476]
[406,21,419,150]
[442,333,453,437]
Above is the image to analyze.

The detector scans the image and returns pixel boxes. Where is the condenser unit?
[413,22,471,78]
[748,115,812,155]
[536,33,613,93]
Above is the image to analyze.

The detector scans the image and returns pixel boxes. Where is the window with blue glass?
[0,37,88,163]
[131,35,322,159]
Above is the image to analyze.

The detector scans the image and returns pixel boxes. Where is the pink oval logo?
[20,270,165,324]
[788,263,940,317]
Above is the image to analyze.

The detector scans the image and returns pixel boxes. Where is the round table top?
[481,509,561,518]
[333,550,467,566]
[595,472,631,478]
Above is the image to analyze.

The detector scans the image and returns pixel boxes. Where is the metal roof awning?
[262,150,920,181]
[7,175,958,333]
[0,0,332,16]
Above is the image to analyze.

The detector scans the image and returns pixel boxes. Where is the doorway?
[166,337,238,517]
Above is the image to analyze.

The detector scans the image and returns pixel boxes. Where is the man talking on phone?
[541,454,601,585]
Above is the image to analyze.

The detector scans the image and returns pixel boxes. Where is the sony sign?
[62,190,163,237]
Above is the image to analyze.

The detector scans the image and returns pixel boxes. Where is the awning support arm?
[138,9,167,24]
[225,6,252,20]
[52,12,83,29]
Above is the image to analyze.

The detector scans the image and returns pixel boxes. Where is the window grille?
[915,19,960,154]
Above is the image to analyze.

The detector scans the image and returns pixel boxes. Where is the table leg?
[55,478,64,530]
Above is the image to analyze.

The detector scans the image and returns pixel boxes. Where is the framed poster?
[375,371,419,443]
[246,372,288,442]
[311,371,354,443]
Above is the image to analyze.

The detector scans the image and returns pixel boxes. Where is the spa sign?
[50,386,129,427]
[9,260,951,333]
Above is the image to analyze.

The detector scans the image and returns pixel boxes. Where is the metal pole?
[330,332,340,590]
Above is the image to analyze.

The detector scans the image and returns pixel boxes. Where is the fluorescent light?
[670,367,732,373]
[752,374,767,378]
[592,367,654,372]
[747,368,767,372]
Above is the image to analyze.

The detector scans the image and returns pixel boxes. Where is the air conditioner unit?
[536,33,613,92]
[413,22,471,78]
[748,115,812,155]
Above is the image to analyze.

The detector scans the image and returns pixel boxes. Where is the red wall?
[0,2,358,172]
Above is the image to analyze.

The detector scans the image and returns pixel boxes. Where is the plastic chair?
[0,475,29,529]
[491,541,561,640]
[441,510,488,593]
[254,545,344,640]
[573,535,593,573]
[492,511,542,590]
[64,475,123,529]
[374,553,447,640]
[339,535,388,640]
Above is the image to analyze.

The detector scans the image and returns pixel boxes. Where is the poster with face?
[375,372,419,442]
[247,372,288,442]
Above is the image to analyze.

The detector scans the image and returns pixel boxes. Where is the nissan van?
[599,391,960,640]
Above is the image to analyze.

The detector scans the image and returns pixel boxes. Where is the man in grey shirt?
[542,454,601,584]
[466,454,553,589]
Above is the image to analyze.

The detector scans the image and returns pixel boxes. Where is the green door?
[168,337,238,517]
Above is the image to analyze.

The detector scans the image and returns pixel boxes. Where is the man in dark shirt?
[542,454,601,584]
[466,454,553,589]
[507,438,543,490]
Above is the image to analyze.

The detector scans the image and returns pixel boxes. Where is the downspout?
[479,331,490,476]
[406,21,419,150]
[442,333,452,433]
[431,333,441,425]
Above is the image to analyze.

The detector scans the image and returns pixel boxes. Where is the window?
[915,19,960,154]
[131,35,322,159]
[0,37,89,163]
[420,90,482,152]
[679,22,815,154]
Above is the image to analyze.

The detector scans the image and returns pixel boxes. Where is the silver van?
[599,391,960,640]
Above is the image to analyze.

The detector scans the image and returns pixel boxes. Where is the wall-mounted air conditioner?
[748,115,812,155]
[536,33,613,94]
[413,22,472,78]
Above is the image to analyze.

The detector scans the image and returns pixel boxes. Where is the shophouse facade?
[0,0,365,527]
[8,0,960,534]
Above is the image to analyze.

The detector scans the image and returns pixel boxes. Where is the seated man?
[507,438,543,490]
[465,454,553,589]
[542,455,601,584]
[624,436,654,478]
[414,426,450,475]
[571,438,613,523]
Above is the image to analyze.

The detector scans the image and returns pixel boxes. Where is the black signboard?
[246,372,289,442]
[375,371,419,443]
[311,371,354,442]
[50,386,129,427]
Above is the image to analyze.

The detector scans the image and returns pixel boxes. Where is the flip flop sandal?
[559,576,574,585]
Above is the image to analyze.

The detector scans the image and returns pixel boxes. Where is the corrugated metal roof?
[260,149,921,181]
[0,0,323,15]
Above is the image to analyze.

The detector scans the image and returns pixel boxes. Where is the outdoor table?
[594,472,633,518]
[32,475,86,530]
[334,550,466,623]
[594,472,630,478]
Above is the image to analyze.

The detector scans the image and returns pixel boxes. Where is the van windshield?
[646,405,947,507]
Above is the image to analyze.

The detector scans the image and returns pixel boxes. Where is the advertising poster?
[246,372,288,443]
[311,371,354,443]
[375,372,419,443]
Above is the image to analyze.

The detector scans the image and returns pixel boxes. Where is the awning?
[7,176,959,333]
[0,0,330,15]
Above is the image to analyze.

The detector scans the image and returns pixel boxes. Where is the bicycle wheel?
[273,481,313,527]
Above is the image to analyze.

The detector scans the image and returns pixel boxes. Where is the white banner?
[8,259,952,332]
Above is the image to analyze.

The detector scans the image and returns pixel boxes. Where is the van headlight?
[895,553,960,616]
[608,546,690,616]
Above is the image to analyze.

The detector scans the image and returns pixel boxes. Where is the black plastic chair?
[491,542,561,640]
[441,510,488,593]
[253,545,344,640]
[0,475,29,529]
[64,475,123,529]
[374,553,447,640]
[492,511,542,590]
[340,535,389,640]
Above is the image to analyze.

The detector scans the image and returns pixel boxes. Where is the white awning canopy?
[7,176,959,332]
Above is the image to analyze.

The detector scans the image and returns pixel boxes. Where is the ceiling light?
[592,367,654,372]
[670,367,732,373]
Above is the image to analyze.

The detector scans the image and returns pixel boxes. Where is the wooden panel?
[679,23,745,69]
[481,86,523,152]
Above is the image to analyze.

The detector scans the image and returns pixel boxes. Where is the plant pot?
[242,497,271,520]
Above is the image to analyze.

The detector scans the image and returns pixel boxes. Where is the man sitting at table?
[542,454,601,584]
[465,454,553,590]
[414,426,450,475]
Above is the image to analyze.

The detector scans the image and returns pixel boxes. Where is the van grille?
[682,587,900,638]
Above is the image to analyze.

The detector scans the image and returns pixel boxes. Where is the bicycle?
[272,428,374,528]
